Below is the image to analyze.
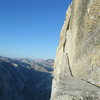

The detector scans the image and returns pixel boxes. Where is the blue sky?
[0,0,72,59]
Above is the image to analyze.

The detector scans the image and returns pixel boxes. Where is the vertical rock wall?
[51,0,100,99]
[54,0,100,86]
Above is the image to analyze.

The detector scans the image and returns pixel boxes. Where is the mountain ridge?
[0,56,53,100]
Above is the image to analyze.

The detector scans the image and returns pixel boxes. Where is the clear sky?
[0,0,72,59]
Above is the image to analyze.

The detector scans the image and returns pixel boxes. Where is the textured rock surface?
[51,0,100,99]
[51,77,100,100]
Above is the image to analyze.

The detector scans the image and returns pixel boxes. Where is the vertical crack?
[63,39,73,77]
[63,16,73,77]
[66,17,71,33]
[66,53,73,77]
[63,39,66,52]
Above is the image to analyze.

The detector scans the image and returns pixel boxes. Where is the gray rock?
[54,0,100,86]
[51,77,100,100]
[51,0,100,99]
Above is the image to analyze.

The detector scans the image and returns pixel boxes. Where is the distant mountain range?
[0,56,54,72]
[0,56,54,100]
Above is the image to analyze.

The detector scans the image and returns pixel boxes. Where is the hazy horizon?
[0,54,54,59]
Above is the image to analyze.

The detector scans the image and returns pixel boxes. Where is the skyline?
[0,0,72,59]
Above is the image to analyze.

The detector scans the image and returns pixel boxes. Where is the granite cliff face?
[51,0,100,100]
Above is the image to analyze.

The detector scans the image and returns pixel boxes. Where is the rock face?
[51,77,100,100]
[51,0,100,99]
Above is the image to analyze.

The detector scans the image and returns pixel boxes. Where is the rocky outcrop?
[51,77,100,100]
[51,0,100,99]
